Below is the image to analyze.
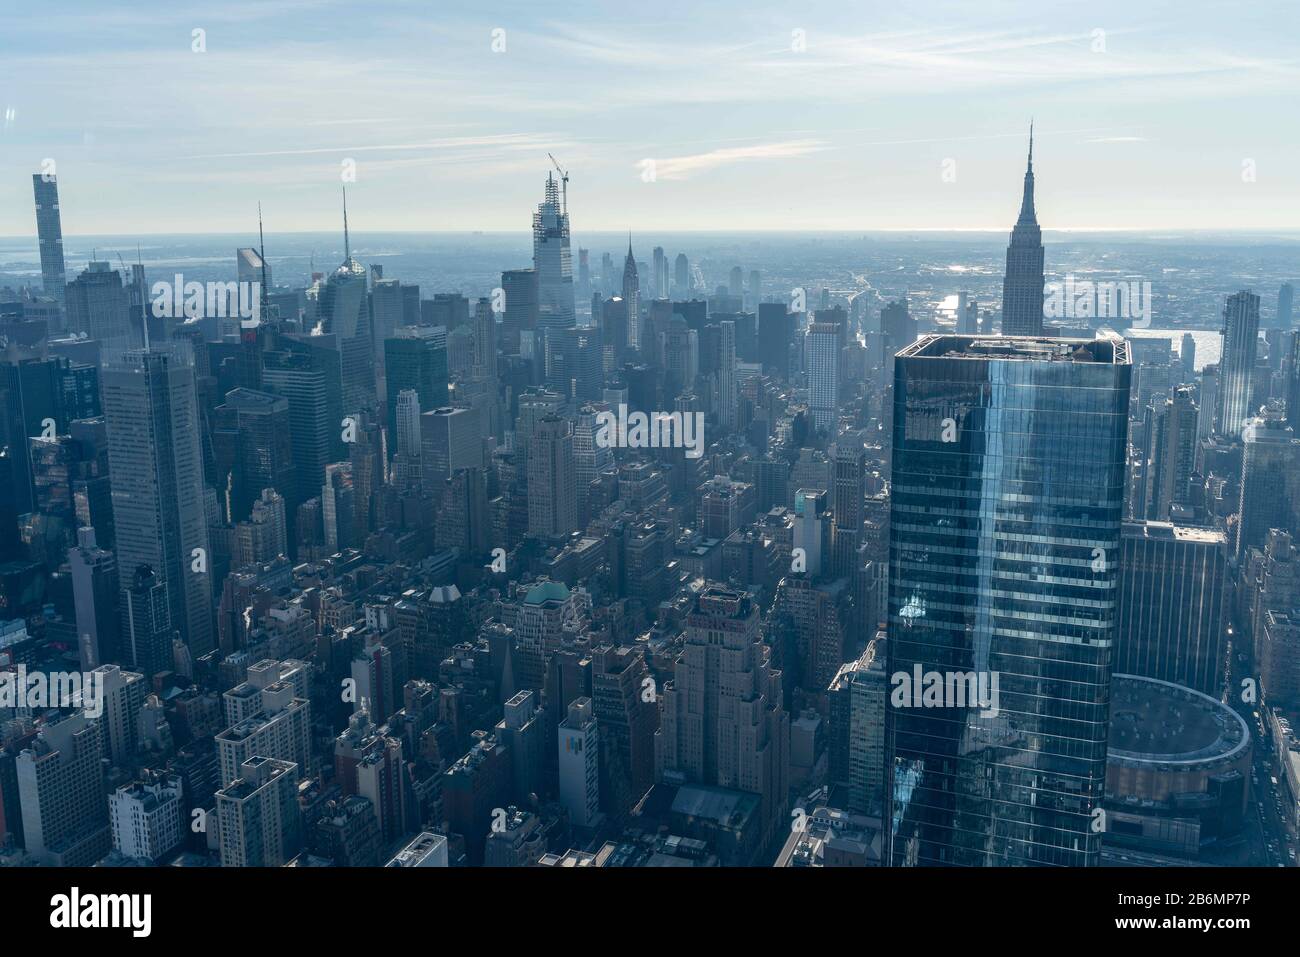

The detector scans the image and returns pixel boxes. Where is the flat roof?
[898,334,1129,365]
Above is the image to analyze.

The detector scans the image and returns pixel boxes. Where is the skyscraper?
[384,326,449,460]
[717,319,738,429]
[318,193,376,415]
[65,262,138,352]
[1237,415,1300,560]
[621,239,640,350]
[526,415,577,538]
[1116,522,1227,697]
[532,174,575,332]
[17,712,110,866]
[656,584,790,853]
[32,172,67,317]
[999,126,1045,337]
[1215,290,1261,439]
[101,347,213,656]
[886,335,1130,867]
[806,320,841,433]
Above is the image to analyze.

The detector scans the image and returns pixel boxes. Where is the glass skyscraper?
[885,335,1131,866]
[1215,289,1261,440]
[31,173,67,316]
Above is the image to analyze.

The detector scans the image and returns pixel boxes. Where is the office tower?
[1180,332,1197,382]
[806,320,841,433]
[473,296,498,382]
[214,387,295,524]
[558,697,600,827]
[216,756,301,867]
[533,174,575,331]
[384,325,449,457]
[831,438,867,578]
[92,663,145,766]
[956,292,979,334]
[792,488,828,579]
[356,735,405,844]
[263,335,342,506]
[393,389,421,461]
[770,574,850,695]
[828,640,887,814]
[234,488,288,567]
[675,253,689,294]
[662,316,697,399]
[527,415,577,538]
[573,405,612,525]
[102,348,213,656]
[121,565,174,680]
[442,734,511,866]
[1144,386,1198,521]
[17,711,110,866]
[1278,282,1294,329]
[69,527,120,669]
[435,466,490,557]
[420,406,481,489]
[1116,522,1227,697]
[500,268,538,355]
[728,266,744,301]
[717,319,738,429]
[590,645,658,816]
[697,475,756,539]
[999,127,1045,337]
[758,303,793,378]
[237,246,271,294]
[319,198,376,414]
[881,299,917,364]
[215,684,312,786]
[652,246,666,299]
[109,772,184,863]
[32,173,67,317]
[1216,290,1261,439]
[657,586,789,851]
[1237,416,1300,559]
[369,277,405,353]
[1198,363,1219,443]
[65,262,138,352]
[496,690,547,804]
[545,325,603,402]
[622,240,640,349]
[748,269,761,310]
[887,335,1130,867]
[514,580,585,692]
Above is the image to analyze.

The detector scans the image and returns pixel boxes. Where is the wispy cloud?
[638,140,827,180]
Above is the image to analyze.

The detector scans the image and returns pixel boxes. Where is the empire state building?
[1000,125,1045,336]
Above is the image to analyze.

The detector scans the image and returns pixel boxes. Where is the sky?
[1,0,1298,235]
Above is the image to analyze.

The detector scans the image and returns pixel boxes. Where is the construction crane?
[547,152,569,216]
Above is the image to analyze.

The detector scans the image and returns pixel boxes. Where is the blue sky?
[1,0,1297,234]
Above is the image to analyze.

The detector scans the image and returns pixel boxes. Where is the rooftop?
[899,334,1128,365]
[1108,674,1249,767]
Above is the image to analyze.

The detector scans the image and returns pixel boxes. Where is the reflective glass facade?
[885,335,1131,866]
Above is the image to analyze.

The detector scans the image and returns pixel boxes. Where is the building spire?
[257,202,269,322]
[342,186,351,262]
[1017,121,1037,225]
